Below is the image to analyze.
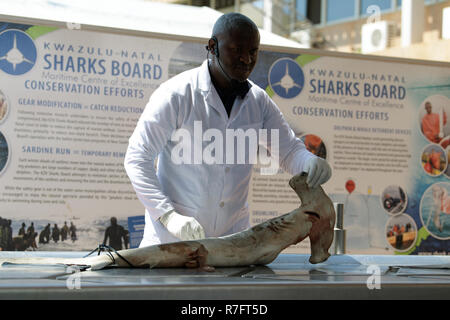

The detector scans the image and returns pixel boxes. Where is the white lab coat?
[124,60,315,246]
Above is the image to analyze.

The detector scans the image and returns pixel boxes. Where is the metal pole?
[333,203,346,255]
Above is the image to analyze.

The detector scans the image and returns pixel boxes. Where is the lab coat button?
[219,201,225,208]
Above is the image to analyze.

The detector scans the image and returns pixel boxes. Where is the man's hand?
[159,210,206,241]
[304,156,332,189]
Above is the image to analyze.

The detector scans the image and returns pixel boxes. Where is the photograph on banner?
[381,184,408,215]
[0,131,9,175]
[0,89,9,123]
[298,133,327,159]
[418,95,450,144]
[421,144,447,177]
[420,182,450,240]
[385,213,417,252]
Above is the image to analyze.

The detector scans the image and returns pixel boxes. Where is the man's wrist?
[158,209,175,226]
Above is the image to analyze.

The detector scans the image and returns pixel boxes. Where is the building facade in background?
[153,0,450,62]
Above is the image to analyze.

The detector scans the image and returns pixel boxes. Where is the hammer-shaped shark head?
[288,172,336,264]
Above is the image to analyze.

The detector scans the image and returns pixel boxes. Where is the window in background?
[296,0,308,20]
[326,0,355,22]
[360,0,392,15]
[252,0,264,10]
[396,0,442,9]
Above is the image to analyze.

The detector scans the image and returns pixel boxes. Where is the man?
[61,221,69,241]
[18,222,26,237]
[0,217,5,251]
[421,101,446,143]
[124,13,331,246]
[103,217,127,250]
[4,220,13,251]
[52,223,60,243]
[69,222,77,242]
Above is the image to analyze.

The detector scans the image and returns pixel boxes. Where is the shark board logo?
[268,57,304,98]
[0,29,37,75]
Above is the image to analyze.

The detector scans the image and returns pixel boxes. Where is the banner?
[0,23,183,250]
[249,52,450,255]
[0,22,449,255]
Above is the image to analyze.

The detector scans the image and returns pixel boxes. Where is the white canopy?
[0,0,304,48]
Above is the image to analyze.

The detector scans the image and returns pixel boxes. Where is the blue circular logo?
[268,58,304,99]
[0,29,37,75]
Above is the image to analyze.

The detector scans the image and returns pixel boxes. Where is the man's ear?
[208,37,219,57]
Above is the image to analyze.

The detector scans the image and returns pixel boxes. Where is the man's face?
[217,27,260,82]
[425,103,432,114]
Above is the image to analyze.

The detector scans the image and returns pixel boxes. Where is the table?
[0,252,449,300]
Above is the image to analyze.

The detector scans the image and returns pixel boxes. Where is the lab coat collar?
[197,60,223,118]
[198,60,253,121]
[198,60,253,96]
[198,59,212,93]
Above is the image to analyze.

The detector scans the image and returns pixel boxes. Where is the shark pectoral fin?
[184,243,215,272]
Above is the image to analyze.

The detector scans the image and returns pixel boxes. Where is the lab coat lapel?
[205,87,228,119]
[198,60,228,120]
[228,80,253,125]
[228,94,249,125]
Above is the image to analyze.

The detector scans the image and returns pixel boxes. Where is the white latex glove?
[303,156,332,189]
[159,210,206,241]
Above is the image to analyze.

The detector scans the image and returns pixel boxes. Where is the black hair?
[212,12,258,38]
